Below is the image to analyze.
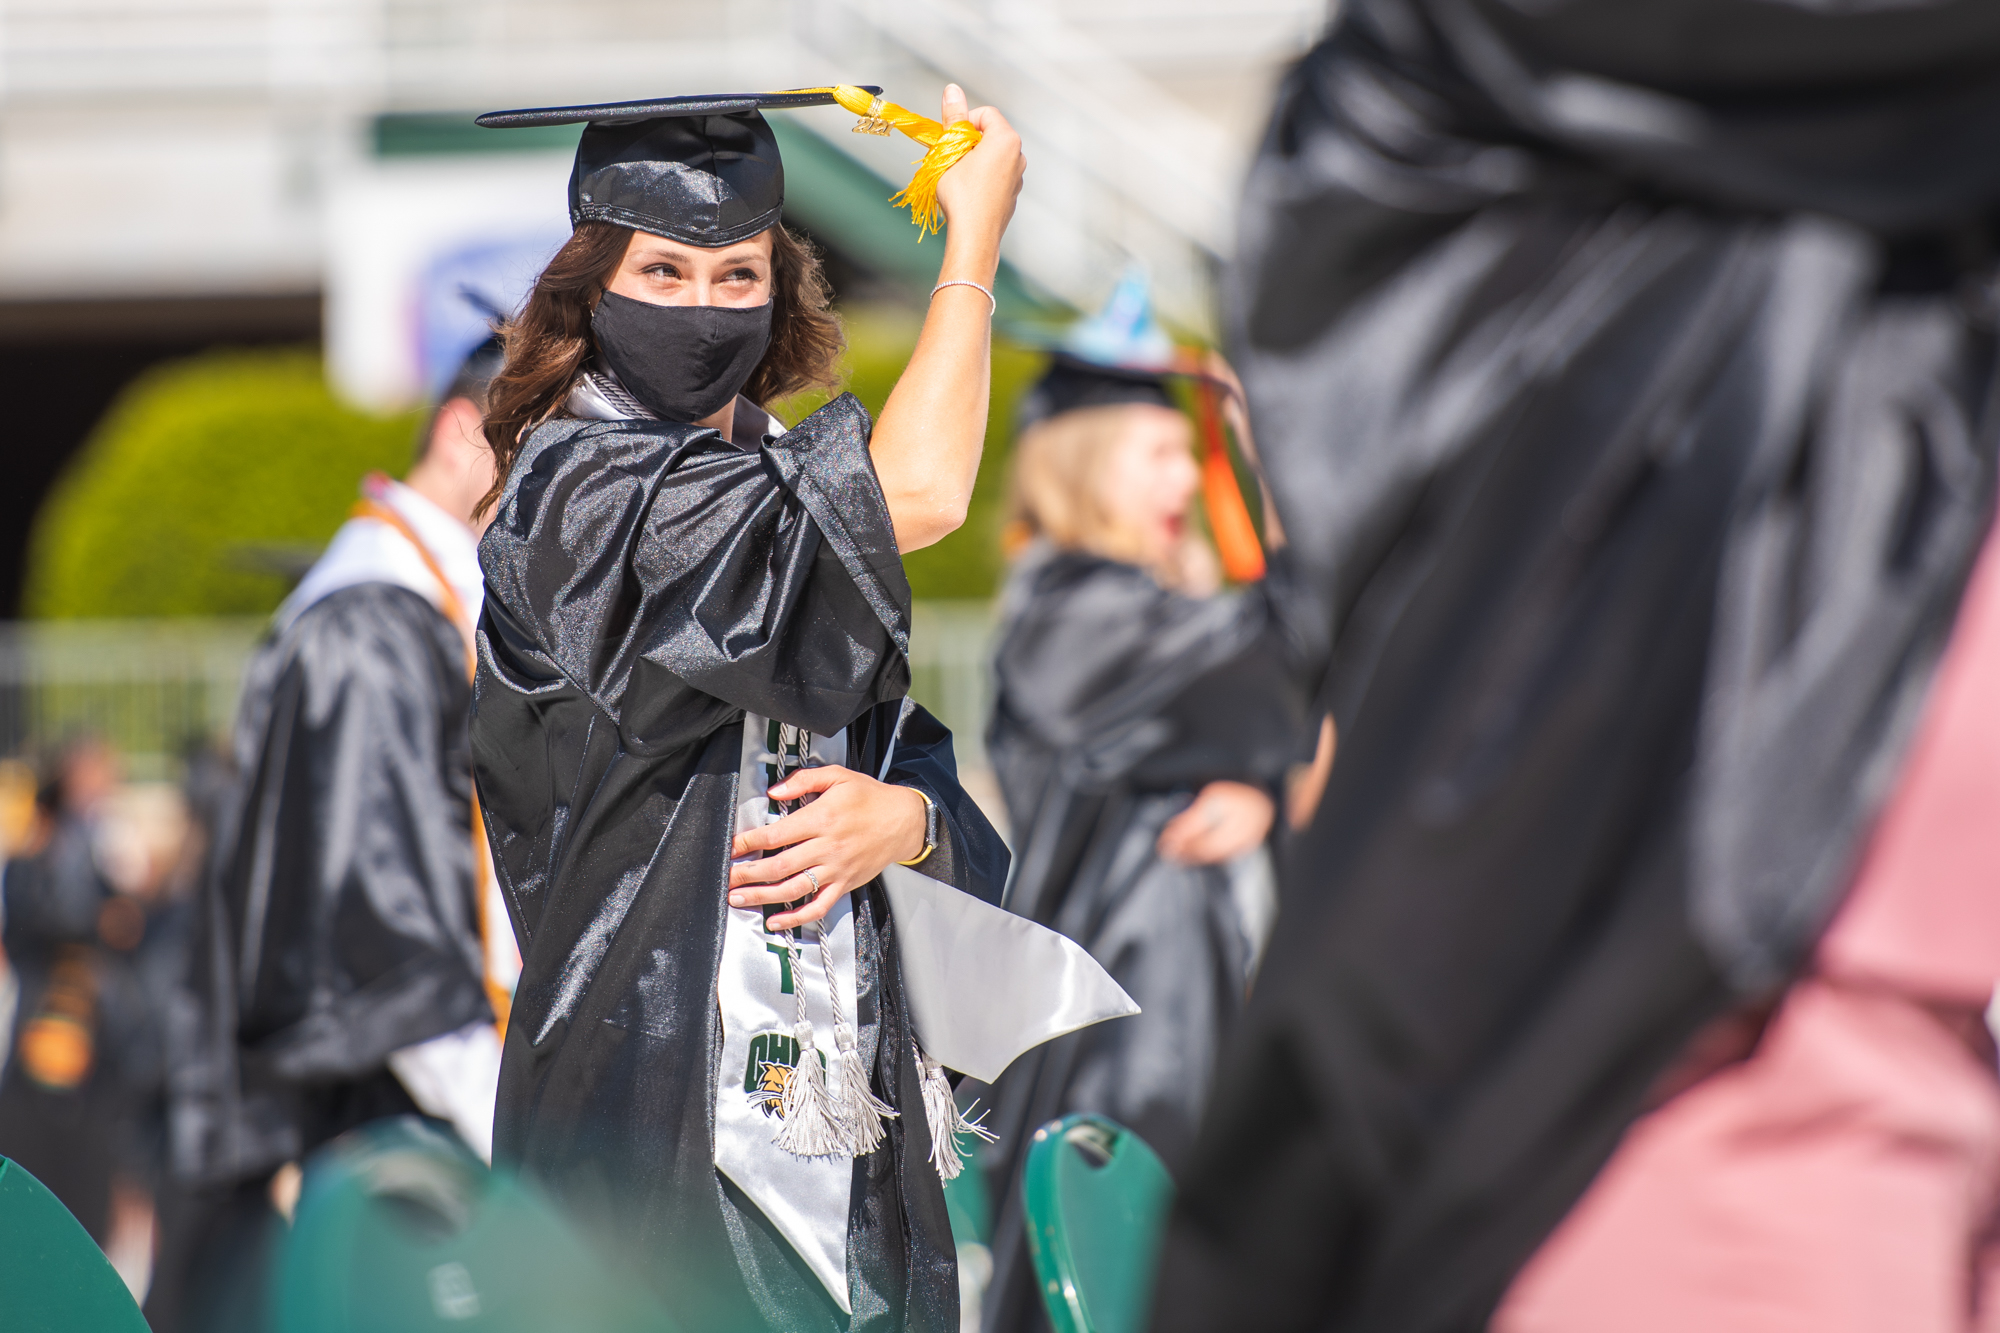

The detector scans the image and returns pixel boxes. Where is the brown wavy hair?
[476,220,845,517]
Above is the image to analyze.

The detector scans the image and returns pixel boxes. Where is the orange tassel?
[1193,378,1267,583]
[786,85,983,238]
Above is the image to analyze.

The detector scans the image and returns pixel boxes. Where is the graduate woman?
[976,305,1326,1333]
[468,87,1022,1330]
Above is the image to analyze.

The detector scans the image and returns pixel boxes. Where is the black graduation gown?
[470,393,1010,1333]
[169,583,491,1188]
[1153,5,2000,1331]
[976,547,1312,1333]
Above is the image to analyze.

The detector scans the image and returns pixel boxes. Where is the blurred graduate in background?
[0,738,155,1250]
[978,276,1330,1333]
[157,336,515,1333]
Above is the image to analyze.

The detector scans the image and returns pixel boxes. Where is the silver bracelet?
[930,279,997,317]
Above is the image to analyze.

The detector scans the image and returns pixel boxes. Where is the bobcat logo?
[743,1031,822,1120]
[749,1058,794,1118]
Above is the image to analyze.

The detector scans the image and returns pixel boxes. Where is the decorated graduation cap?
[1020,270,1270,581]
[1016,268,1180,432]
[476,85,981,243]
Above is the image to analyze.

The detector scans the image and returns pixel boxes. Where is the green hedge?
[26,349,423,619]
[26,315,1042,619]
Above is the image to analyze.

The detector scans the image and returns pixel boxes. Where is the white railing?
[0,603,998,775]
[907,598,997,770]
[0,619,264,776]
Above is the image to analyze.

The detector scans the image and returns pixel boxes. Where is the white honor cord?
[822,915,897,1154]
[770,724,830,1154]
[930,279,996,317]
[765,702,984,1179]
[767,721,898,1159]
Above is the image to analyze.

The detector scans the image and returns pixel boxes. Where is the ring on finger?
[802,867,821,894]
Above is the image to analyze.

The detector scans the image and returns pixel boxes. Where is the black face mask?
[590,290,774,424]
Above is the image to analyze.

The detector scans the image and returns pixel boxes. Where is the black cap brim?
[475,87,880,129]
[1016,353,1180,433]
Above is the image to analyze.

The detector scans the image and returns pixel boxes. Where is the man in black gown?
[1154,4,2000,1330]
[157,342,507,1332]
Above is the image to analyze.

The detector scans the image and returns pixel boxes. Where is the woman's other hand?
[728,766,928,930]
[1157,780,1275,866]
[934,87,1025,258]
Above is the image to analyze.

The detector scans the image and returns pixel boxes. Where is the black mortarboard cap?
[1015,353,1175,433]
[475,89,881,247]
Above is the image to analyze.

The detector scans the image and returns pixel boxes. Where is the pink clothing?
[1494,980,2000,1333]
[1816,518,2000,1002]
[1494,517,2000,1333]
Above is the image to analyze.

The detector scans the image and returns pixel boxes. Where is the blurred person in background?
[89,755,214,1300]
[128,737,245,1322]
[0,737,152,1246]
[1152,3,2000,1332]
[977,287,1326,1333]
[158,338,509,1333]
[468,86,1021,1332]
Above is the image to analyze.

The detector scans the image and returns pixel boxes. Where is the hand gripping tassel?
[768,724,843,1158]
[785,85,984,238]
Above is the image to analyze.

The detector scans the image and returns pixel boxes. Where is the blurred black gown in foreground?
[1155,4,2000,1330]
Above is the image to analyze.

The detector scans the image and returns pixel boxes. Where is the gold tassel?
[784,85,983,238]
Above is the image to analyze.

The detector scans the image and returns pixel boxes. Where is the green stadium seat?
[0,1156,150,1333]
[1022,1114,1174,1333]
[944,1102,999,1320]
[274,1116,679,1333]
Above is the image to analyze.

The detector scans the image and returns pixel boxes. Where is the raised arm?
[870,86,1026,552]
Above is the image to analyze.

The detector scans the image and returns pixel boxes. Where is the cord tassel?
[815,917,897,1153]
[773,930,844,1158]
[915,1044,996,1181]
[774,1022,842,1158]
[834,1021,898,1154]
